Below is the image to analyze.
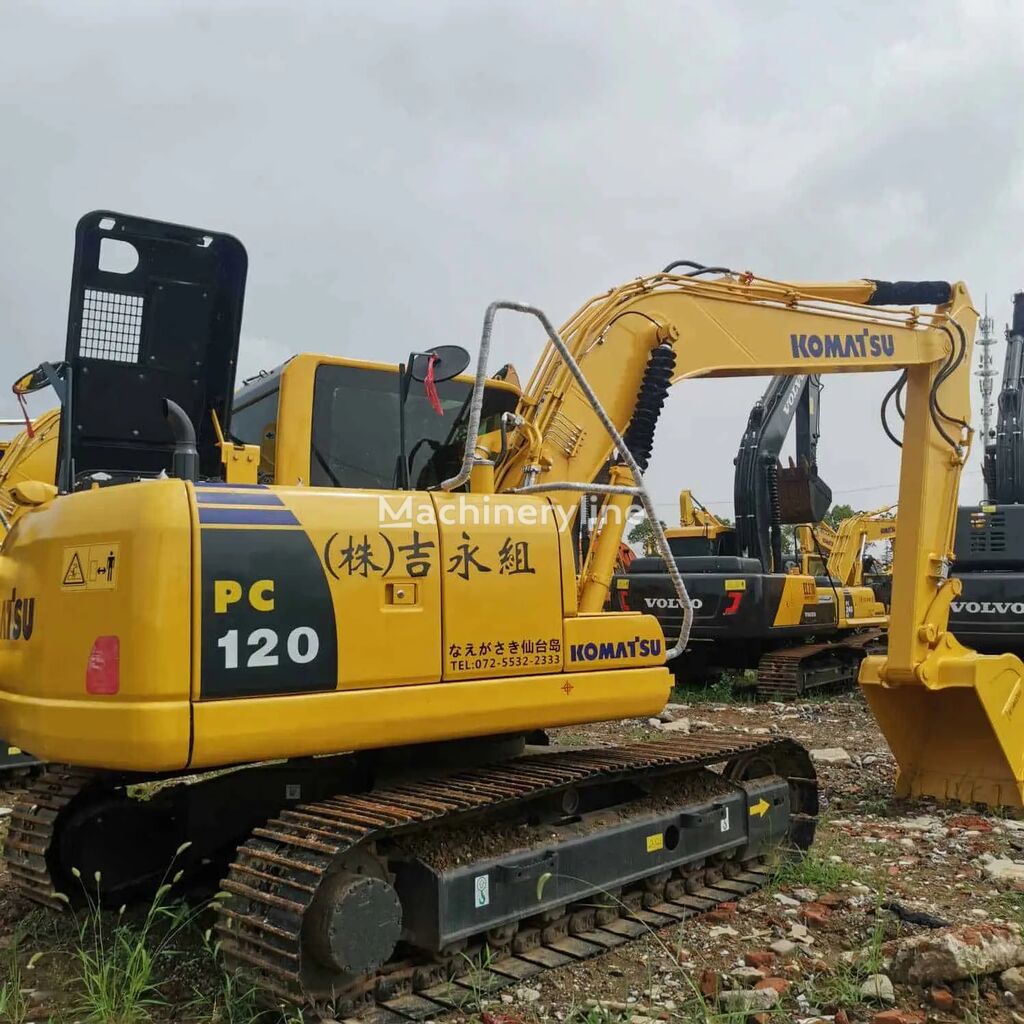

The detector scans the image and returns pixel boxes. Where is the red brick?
[698,967,719,999]
[872,1012,926,1024]
[755,977,791,995]
[818,892,845,908]
[947,814,993,833]
[798,902,831,928]
[744,950,776,968]
[929,986,955,1010]
[835,1011,850,1024]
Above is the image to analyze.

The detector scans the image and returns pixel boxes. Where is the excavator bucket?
[861,651,1024,807]
[777,462,832,525]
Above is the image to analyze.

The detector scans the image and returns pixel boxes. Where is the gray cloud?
[2,0,1019,517]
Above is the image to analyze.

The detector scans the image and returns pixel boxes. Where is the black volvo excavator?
[616,374,887,698]
[950,292,1024,653]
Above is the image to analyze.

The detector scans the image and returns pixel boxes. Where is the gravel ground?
[3,691,1024,1024]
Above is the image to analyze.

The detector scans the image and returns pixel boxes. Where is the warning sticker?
[474,874,490,909]
[62,543,120,592]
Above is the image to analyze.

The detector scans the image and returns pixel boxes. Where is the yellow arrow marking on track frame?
[749,798,770,818]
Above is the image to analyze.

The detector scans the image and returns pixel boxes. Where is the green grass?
[69,844,211,1024]
[0,936,28,1024]
[672,670,755,705]
[770,845,862,891]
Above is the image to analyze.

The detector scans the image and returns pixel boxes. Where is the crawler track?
[3,764,97,909]
[755,629,885,701]
[2,736,816,1019]
[216,734,816,1017]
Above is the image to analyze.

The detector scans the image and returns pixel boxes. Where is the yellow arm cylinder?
[578,466,635,614]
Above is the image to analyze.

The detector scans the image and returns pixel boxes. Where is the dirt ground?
[3,691,1024,1023]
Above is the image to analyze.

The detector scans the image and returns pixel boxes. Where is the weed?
[674,671,754,706]
[0,937,28,1024]
[70,843,209,1024]
[804,961,863,1009]
[770,845,861,891]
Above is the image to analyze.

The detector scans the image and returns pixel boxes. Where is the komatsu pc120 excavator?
[615,372,886,698]
[0,212,1013,1016]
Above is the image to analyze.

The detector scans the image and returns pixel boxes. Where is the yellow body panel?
[0,479,193,769]
[0,478,671,770]
[771,574,816,627]
[191,667,670,768]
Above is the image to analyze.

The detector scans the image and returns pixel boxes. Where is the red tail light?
[86,636,120,694]
[723,591,743,615]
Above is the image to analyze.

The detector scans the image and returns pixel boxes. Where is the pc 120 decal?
[200,529,338,698]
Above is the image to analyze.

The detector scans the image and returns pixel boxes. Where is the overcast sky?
[3,0,1022,519]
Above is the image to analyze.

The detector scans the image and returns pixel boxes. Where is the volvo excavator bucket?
[777,460,832,525]
[861,648,1024,808]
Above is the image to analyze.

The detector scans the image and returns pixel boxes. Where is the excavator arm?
[828,506,897,587]
[734,373,829,572]
[457,270,1023,804]
[986,293,1024,503]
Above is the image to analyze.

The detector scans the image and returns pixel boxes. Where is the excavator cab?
[15,212,521,496]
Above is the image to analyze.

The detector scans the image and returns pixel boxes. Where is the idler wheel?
[305,872,402,975]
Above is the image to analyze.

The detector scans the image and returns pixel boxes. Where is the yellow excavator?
[0,212,1013,1017]
[796,506,896,589]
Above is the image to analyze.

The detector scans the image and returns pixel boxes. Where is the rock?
[718,988,780,1013]
[709,925,739,938]
[730,966,765,985]
[658,718,690,734]
[835,1011,850,1024]
[860,974,895,1003]
[656,709,677,724]
[0,807,11,819]
[744,950,776,968]
[792,888,818,902]
[1003,966,1024,997]
[809,747,852,765]
[872,1012,926,1024]
[770,939,798,956]
[773,893,801,908]
[980,854,1024,885]
[890,923,1024,984]
[647,718,661,727]
[929,986,955,1010]
[898,815,942,832]
[515,987,541,1003]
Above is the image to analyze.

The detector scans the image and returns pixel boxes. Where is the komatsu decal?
[570,637,662,662]
[790,330,895,360]
[644,597,703,611]
[951,600,1024,615]
[0,589,35,641]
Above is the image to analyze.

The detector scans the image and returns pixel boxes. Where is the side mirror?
[408,346,471,383]
[13,361,68,396]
